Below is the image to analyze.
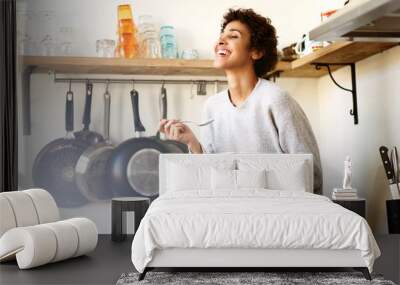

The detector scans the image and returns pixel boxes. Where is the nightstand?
[332,198,366,218]
[111,197,150,242]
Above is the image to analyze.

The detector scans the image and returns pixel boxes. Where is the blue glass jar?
[160,25,178,59]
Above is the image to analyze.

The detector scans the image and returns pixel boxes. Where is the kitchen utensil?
[106,89,171,197]
[75,86,115,201]
[179,118,214,127]
[379,146,400,199]
[74,82,104,145]
[32,89,89,207]
[155,85,188,153]
[390,146,399,185]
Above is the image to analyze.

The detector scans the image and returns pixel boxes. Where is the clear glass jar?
[137,15,161,58]
[138,15,155,34]
[38,10,56,56]
[96,39,116,58]
[58,26,73,56]
[141,30,161,58]
[181,49,199,60]
[160,25,178,59]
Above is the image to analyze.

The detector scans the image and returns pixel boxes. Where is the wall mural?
[31,82,188,208]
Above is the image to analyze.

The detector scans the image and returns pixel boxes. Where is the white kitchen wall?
[17,0,399,234]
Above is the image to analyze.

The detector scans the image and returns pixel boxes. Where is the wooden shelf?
[23,41,397,78]
[23,56,224,76]
[23,56,290,77]
[281,41,397,77]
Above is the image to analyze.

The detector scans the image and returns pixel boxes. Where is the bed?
[131,153,380,281]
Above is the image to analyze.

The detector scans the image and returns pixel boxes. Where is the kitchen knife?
[380,146,400,199]
[390,146,399,184]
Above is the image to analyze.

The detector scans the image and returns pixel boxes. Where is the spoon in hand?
[179,119,214,127]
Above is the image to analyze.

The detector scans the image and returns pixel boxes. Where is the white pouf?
[0,189,98,269]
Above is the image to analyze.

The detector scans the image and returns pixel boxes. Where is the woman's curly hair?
[221,8,278,77]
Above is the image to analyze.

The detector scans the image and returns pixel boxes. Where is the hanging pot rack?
[22,70,230,135]
[52,73,228,86]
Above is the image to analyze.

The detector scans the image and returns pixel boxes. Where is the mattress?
[131,190,380,273]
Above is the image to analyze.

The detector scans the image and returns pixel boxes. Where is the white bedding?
[131,190,380,273]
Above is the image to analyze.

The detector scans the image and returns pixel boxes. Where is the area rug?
[116,271,396,285]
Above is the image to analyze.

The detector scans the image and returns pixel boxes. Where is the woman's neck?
[225,67,259,106]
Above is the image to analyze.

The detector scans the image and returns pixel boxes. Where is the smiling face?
[213,20,263,73]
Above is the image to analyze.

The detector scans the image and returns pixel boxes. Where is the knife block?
[386,199,400,234]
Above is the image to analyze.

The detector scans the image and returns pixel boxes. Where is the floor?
[1,235,398,285]
[0,235,134,285]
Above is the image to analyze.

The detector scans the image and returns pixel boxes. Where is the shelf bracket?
[265,70,280,82]
[314,63,358,125]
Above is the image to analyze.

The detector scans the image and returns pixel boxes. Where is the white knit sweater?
[199,78,323,194]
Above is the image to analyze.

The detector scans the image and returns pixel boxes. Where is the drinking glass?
[181,49,199,59]
[96,39,116,58]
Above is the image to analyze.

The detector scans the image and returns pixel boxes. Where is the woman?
[159,8,323,194]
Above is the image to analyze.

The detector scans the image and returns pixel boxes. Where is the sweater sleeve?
[272,93,323,195]
[198,99,215,154]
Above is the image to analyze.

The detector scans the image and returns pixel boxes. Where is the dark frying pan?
[156,85,188,153]
[106,89,171,197]
[32,90,89,208]
[74,82,104,145]
[75,88,115,202]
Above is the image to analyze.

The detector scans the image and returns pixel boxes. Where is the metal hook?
[105,80,110,93]
[132,79,135,90]
[68,80,72,92]
[190,80,195,99]
[161,80,165,89]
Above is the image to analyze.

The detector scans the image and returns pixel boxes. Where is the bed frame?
[138,154,372,281]
[140,248,371,280]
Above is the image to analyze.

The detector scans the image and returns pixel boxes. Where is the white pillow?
[166,157,236,192]
[266,161,308,191]
[211,168,236,190]
[167,162,211,191]
[237,158,309,192]
[236,169,267,189]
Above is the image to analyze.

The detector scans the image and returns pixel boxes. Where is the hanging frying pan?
[156,85,188,153]
[32,89,89,208]
[75,85,115,202]
[106,89,171,197]
[74,82,104,145]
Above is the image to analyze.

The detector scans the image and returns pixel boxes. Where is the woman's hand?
[158,119,202,153]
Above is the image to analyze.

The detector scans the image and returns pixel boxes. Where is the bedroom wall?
[317,46,400,233]
[17,0,399,234]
